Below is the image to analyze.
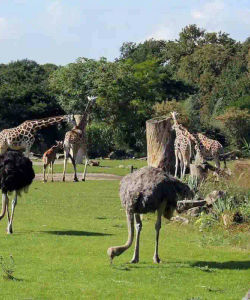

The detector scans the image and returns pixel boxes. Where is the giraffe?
[43,141,63,182]
[0,115,74,157]
[170,111,226,169]
[194,132,226,169]
[170,111,200,177]
[62,96,96,182]
[173,127,192,178]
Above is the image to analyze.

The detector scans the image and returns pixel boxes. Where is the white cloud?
[191,0,225,21]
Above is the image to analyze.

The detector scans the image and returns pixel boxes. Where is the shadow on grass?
[191,261,250,270]
[111,260,250,271]
[41,230,112,236]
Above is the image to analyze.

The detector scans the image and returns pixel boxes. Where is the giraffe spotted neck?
[0,115,73,156]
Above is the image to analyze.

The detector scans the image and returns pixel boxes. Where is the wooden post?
[146,116,175,174]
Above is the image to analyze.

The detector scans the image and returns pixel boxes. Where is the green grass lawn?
[0,181,249,299]
[33,159,147,176]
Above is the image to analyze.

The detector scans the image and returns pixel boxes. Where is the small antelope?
[43,141,63,182]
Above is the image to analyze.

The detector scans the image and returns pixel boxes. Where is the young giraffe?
[43,141,63,182]
[0,115,74,157]
[62,96,96,182]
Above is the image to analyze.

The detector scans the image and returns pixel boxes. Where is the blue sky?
[0,0,249,65]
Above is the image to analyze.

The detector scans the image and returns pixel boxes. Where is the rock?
[118,165,124,168]
[186,207,203,217]
[205,190,226,206]
[171,216,189,224]
[89,160,100,166]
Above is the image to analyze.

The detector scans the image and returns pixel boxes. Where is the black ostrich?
[0,151,35,234]
[107,166,194,264]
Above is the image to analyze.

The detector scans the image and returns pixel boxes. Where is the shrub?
[87,122,114,158]
[216,108,250,147]
[153,99,190,127]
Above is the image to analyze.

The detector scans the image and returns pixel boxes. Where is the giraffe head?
[55,140,64,149]
[170,111,179,121]
[87,96,97,103]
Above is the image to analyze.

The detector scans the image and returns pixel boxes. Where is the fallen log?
[177,200,207,213]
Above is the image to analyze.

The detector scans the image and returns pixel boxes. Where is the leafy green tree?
[49,57,101,113]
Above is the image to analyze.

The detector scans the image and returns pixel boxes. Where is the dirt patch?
[35,172,122,182]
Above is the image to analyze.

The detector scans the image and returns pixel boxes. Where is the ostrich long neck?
[110,211,134,256]
[19,116,66,133]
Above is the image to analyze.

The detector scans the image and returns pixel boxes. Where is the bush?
[87,122,114,158]
[153,99,190,127]
[216,108,250,147]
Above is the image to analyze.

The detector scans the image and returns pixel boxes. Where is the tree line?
[0,25,249,157]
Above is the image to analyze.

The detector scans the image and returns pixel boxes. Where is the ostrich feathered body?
[120,166,193,215]
[0,151,35,194]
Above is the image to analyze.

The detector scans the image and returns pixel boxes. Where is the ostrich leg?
[153,203,166,263]
[0,193,8,220]
[130,214,142,264]
[107,211,134,263]
[7,192,17,234]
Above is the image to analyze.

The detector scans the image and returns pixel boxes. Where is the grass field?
[33,159,147,176]
[0,180,249,299]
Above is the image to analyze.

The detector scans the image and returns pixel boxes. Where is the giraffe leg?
[153,203,166,264]
[174,149,179,177]
[214,156,220,170]
[43,164,47,182]
[62,149,69,181]
[51,162,54,182]
[82,155,88,181]
[182,158,187,178]
[47,163,51,181]
[130,214,142,264]
[7,192,17,234]
[69,152,78,182]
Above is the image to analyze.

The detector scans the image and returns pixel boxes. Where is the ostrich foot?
[130,258,139,264]
[7,226,13,234]
[82,178,85,182]
[74,177,79,182]
[62,177,65,182]
[153,255,161,264]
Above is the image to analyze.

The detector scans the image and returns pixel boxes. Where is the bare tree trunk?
[146,116,175,174]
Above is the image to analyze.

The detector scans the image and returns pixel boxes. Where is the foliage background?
[0,25,249,156]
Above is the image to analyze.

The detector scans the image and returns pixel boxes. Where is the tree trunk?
[146,116,175,174]
[74,115,85,164]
